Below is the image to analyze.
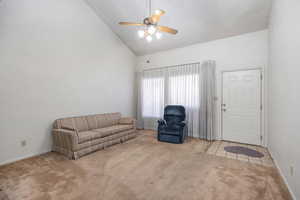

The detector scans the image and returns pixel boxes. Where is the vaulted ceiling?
[85,0,272,56]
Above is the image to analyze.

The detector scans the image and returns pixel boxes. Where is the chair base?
[158,134,183,144]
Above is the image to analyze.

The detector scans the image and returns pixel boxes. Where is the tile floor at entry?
[146,130,275,167]
[206,140,274,167]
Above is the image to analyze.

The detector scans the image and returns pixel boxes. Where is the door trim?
[221,68,263,146]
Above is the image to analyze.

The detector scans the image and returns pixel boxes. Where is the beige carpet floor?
[0,131,292,200]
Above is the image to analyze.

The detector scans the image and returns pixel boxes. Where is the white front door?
[222,69,262,145]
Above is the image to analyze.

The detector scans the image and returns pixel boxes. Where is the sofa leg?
[72,154,78,160]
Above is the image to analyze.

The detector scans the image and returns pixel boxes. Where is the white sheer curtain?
[167,63,200,137]
[199,61,216,140]
[140,69,165,130]
[137,61,216,140]
[136,71,143,129]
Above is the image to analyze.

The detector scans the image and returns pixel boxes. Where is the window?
[138,61,216,139]
[168,74,200,109]
[142,77,164,118]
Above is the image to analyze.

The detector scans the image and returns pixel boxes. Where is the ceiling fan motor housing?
[143,17,155,25]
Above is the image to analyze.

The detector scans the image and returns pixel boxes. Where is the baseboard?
[0,150,50,167]
[269,149,297,200]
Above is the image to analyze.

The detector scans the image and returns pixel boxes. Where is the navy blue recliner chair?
[157,105,187,144]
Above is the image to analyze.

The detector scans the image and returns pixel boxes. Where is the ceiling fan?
[119,0,178,42]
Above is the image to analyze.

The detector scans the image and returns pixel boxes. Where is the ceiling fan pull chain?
[149,0,152,16]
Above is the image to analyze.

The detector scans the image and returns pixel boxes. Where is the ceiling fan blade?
[154,9,166,16]
[119,22,144,26]
[150,9,166,24]
[157,26,178,34]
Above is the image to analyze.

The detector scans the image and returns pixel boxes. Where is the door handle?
[222,108,227,112]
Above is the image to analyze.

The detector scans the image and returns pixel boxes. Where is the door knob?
[222,108,226,112]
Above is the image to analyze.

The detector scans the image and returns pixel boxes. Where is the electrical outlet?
[21,140,27,147]
[290,166,294,176]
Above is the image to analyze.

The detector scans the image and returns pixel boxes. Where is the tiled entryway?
[140,130,275,167]
[206,140,274,167]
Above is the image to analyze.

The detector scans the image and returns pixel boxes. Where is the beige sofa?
[52,113,137,159]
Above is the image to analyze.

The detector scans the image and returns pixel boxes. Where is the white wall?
[268,0,300,199]
[137,30,269,143]
[0,0,136,165]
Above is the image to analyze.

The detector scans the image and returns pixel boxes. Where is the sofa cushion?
[73,117,89,132]
[94,114,106,128]
[76,131,98,144]
[54,117,89,132]
[95,113,121,128]
[104,113,121,126]
[86,115,98,130]
[77,124,132,143]
[73,130,135,151]
[94,124,133,137]
[55,118,75,130]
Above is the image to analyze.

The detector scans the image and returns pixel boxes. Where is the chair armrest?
[157,119,167,131]
[177,122,186,127]
[157,119,166,126]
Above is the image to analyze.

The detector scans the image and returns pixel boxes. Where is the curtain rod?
[142,61,201,72]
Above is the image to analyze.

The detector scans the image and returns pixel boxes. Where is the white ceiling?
[85,0,272,56]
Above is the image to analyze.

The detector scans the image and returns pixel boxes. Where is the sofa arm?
[52,129,78,152]
[60,125,78,132]
[119,117,136,129]
[119,117,135,124]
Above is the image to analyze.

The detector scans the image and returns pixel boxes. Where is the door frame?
[220,68,264,146]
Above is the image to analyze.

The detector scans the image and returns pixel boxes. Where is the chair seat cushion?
[77,124,133,143]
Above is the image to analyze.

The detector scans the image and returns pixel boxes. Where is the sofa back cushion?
[54,116,89,132]
[54,113,122,131]
[53,118,74,130]
[73,117,89,131]
[94,113,121,129]
[86,115,98,130]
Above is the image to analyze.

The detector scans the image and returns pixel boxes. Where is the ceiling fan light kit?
[156,32,162,39]
[138,30,145,38]
[148,25,156,35]
[119,0,178,42]
[146,35,153,42]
